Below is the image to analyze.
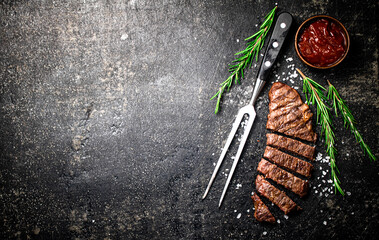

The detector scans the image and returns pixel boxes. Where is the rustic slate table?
[1,0,378,239]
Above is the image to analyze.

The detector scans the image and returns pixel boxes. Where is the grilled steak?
[267,82,317,143]
[251,193,276,223]
[264,146,313,178]
[255,175,300,214]
[257,159,309,197]
[266,133,315,160]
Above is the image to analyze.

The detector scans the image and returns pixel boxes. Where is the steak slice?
[267,82,317,143]
[255,175,300,214]
[251,193,276,224]
[266,133,315,160]
[264,146,313,178]
[257,159,309,197]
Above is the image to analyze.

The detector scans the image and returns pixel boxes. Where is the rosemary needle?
[327,80,376,161]
[297,69,344,196]
[211,6,277,114]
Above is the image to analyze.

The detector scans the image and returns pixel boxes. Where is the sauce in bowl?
[297,18,348,68]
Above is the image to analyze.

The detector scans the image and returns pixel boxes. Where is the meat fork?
[202,12,293,207]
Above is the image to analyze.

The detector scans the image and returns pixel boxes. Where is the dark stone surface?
[0,0,378,239]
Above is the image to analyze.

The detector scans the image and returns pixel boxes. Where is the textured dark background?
[1,0,378,239]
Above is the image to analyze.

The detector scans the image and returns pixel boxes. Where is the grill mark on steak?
[257,159,309,197]
[266,133,315,160]
[267,82,317,143]
[255,175,301,214]
[251,193,276,223]
[263,146,313,178]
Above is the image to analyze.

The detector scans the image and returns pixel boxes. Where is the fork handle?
[249,12,293,106]
[257,12,293,82]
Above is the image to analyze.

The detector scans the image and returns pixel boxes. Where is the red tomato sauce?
[298,18,347,67]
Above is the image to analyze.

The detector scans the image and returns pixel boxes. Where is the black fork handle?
[257,12,293,82]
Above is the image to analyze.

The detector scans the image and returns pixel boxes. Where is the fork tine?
[218,108,256,207]
[202,110,245,200]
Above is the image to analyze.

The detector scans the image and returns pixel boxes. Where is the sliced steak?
[264,146,313,178]
[257,159,309,197]
[255,175,301,214]
[267,82,317,143]
[266,133,315,160]
[251,193,276,223]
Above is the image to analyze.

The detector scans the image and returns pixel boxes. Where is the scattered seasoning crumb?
[284,215,289,219]
[237,213,241,219]
[247,209,250,213]
[234,210,237,212]
[285,57,293,62]
[213,162,216,166]
[320,210,323,213]
[237,39,240,43]
[263,231,267,236]
[351,212,354,215]
[277,219,281,224]
[236,183,242,189]
[323,221,327,225]
[347,192,351,196]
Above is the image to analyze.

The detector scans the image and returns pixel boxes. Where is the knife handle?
[257,12,293,82]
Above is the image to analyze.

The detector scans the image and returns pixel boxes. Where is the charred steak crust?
[257,159,309,197]
[266,133,315,160]
[267,82,317,143]
[255,175,301,215]
[264,146,313,178]
[251,193,276,223]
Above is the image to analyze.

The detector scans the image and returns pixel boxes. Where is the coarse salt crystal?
[284,215,289,219]
[286,57,293,62]
[347,192,351,196]
[323,221,327,225]
[237,213,241,219]
[277,219,281,223]
[263,231,267,235]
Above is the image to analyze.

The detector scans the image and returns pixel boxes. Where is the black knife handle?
[256,12,293,82]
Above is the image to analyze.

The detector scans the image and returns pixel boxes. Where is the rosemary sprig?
[327,80,376,161]
[297,69,344,195]
[211,6,277,114]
